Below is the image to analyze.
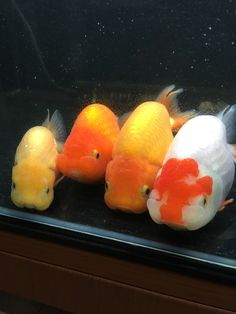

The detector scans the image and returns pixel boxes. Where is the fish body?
[147,115,235,230]
[105,85,191,213]
[56,103,120,183]
[113,101,173,165]
[11,111,65,210]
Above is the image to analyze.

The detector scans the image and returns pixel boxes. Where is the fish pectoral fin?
[219,198,234,211]
[55,175,65,186]
[42,109,66,151]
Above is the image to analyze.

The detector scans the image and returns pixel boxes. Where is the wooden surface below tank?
[0,230,235,314]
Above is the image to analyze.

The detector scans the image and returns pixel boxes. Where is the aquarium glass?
[1,0,236,280]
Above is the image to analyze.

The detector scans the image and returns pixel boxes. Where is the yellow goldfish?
[11,110,65,210]
[104,85,195,213]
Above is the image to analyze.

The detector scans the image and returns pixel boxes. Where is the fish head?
[11,158,56,210]
[104,156,158,213]
[57,128,113,183]
[147,158,223,230]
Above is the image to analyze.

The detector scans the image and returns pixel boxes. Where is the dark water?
[0,0,236,90]
[0,1,236,274]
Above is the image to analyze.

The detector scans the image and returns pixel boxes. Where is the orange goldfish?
[104,85,195,214]
[56,103,120,183]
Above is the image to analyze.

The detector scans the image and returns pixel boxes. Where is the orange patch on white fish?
[153,158,213,224]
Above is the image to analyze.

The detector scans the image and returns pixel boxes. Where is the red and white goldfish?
[11,110,65,210]
[56,103,120,183]
[104,85,195,213]
[147,113,236,230]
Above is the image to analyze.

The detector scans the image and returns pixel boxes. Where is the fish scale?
[113,101,173,165]
[74,104,119,145]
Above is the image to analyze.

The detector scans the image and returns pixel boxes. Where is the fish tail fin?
[228,144,236,163]
[156,84,183,113]
[156,84,196,132]
[42,109,66,152]
[219,104,236,147]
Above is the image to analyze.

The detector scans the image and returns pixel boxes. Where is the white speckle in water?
[190,65,194,69]
[34,76,37,80]
[208,26,212,30]
[232,41,235,45]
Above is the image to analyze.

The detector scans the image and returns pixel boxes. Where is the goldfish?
[11,110,65,211]
[56,103,120,183]
[147,111,236,231]
[104,85,195,213]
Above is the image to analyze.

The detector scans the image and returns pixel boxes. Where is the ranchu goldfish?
[11,110,65,210]
[56,103,120,183]
[147,109,236,230]
[105,85,195,213]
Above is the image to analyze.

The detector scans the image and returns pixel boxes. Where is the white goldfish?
[147,111,236,230]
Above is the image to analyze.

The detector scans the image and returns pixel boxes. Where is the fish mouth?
[22,202,48,211]
[107,202,134,212]
[13,201,36,210]
[109,202,146,214]
[22,203,37,209]
[114,205,134,213]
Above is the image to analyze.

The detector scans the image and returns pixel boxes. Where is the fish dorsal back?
[113,101,173,166]
[72,103,120,145]
[15,126,58,167]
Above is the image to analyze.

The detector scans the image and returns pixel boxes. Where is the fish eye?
[45,188,50,194]
[12,182,16,190]
[13,161,18,166]
[105,181,110,192]
[203,197,207,206]
[141,185,151,197]
[92,149,100,159]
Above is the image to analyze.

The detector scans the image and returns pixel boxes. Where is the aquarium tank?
[0,0,236,282]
